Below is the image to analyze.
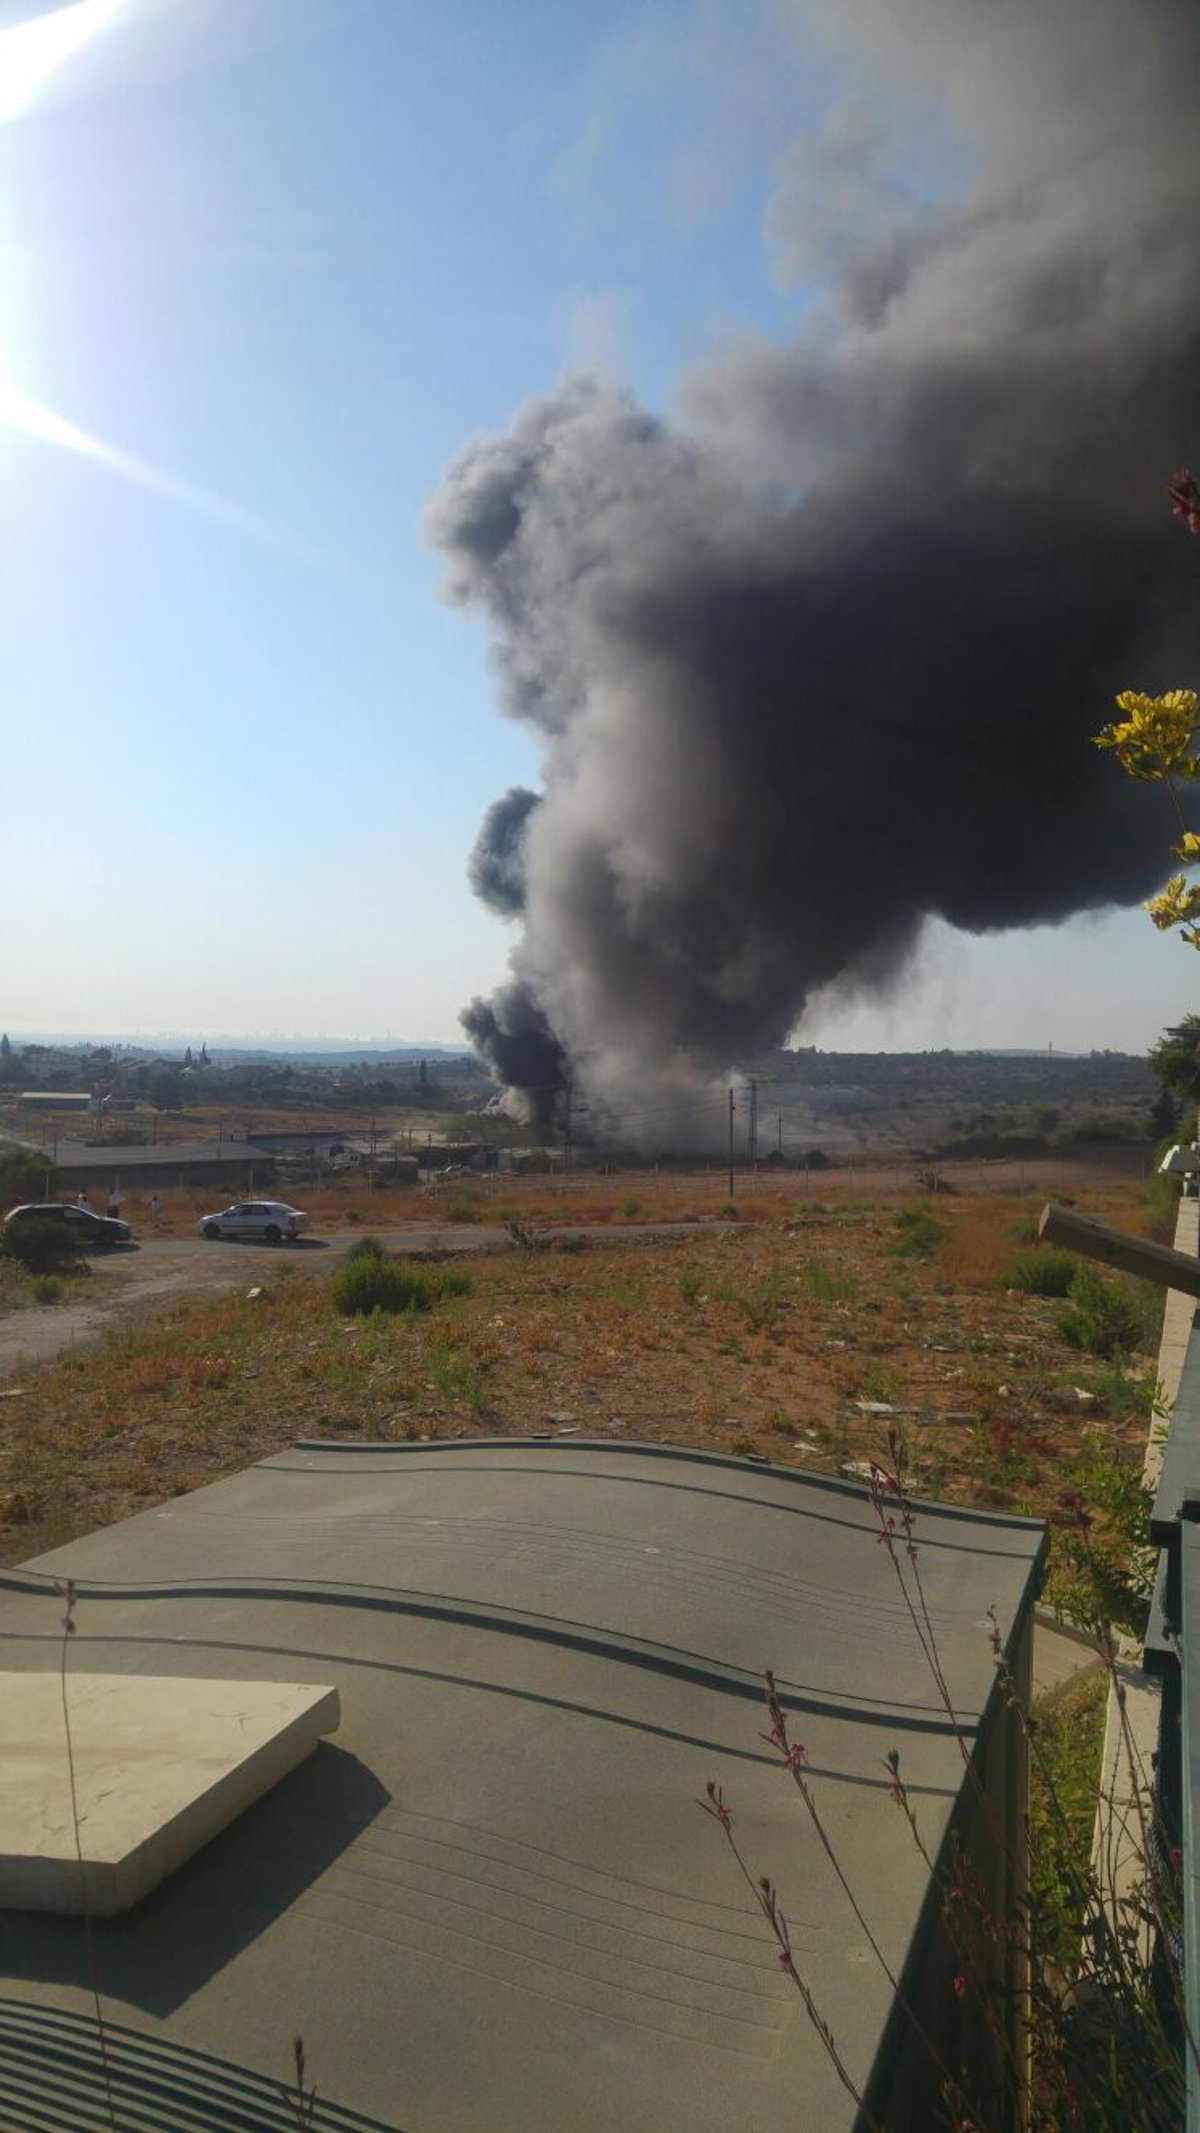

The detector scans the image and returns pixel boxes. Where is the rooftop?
[0,1438,1045,2131]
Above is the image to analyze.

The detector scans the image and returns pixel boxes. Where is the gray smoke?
[468,787,541,918]
[428,0,1199,1141]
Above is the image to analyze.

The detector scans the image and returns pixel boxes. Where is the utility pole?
[727,1087,735,1201]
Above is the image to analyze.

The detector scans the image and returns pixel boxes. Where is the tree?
[149,1068,183,1112]
[183,1046,194,1069]
[1,1033,10,1057]
[1148,1018,1200,1109]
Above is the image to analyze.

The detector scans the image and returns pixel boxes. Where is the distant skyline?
[0,0,1194,1066]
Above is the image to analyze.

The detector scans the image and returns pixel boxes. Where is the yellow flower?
[1094,688,1200,780]
[1147,876,1200,931]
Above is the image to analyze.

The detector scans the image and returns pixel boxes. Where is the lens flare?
[0,0,131,124]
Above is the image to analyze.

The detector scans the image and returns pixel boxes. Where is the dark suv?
[4,1202,132,1246]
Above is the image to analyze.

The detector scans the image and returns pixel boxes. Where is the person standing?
[149,1191,162,1228]
[107,1182,123,1222]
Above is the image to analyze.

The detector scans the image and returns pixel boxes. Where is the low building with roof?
[25,1139,275,1191]
[0,1438,1045,2131]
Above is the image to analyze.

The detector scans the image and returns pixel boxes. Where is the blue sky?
[0,0,1191,1054]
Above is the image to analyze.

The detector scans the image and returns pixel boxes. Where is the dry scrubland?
[0,1158,1166,1623]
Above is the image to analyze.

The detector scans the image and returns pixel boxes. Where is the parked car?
[4,1202,132,1246]
[197,1201,311,1244]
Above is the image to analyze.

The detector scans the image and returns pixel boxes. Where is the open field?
[0,1158,1169,1624]
[43,1139,1156,1240]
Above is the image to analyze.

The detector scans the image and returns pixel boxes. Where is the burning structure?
[427,0,1199,1145]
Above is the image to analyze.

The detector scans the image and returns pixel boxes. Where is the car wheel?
[202,1223,222,1241]
[264,1224,282,1245]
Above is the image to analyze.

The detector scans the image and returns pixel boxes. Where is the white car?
[197,1201,311,1244]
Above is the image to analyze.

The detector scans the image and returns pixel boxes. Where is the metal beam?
[1039,1202,1200,1297]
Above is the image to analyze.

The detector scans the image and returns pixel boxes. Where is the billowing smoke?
[468,787,541,918]
[428,0,1200,1142]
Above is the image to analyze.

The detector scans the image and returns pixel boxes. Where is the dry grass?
[0,1164,1165,1592]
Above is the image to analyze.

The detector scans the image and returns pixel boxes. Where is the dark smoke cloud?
[459,981,565,1126]
[429,0,1200,1143]
[468,787,541,917]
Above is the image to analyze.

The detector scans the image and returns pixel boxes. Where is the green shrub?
[427,1334,485,1413]
[31,1274,65,1305]
[798,1260,859,1303]
[741,1270,786,1331]
[890,1205,944,1260]
[331,1254,471,1316]
[344,1234,389,1263]
[0,1149,63,1206]
[677,1268,703,1305]
[1,1220,86,1275]
[1054,1265,1157,1358]
[1001,1248,1078,1297]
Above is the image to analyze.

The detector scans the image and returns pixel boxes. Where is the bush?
[331,1252,471,1317]
[1001,1248,1079,1296]
[0,1149,62,1205]
[31,1274,65,1305]
[890,1204,945,1259]
[677,1268,703,1305]
[1,1220,86,1275]
[1055,1265,1158,1358]
[344,1234,389,1263]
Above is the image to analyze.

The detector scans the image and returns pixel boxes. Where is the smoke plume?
[428,0,1199,1142]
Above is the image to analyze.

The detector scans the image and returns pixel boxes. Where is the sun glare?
[0,0,131,125]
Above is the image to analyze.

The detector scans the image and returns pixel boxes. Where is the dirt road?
[0,1223,716,1380]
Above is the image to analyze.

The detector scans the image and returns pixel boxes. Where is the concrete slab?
[0,1673,339,1915]
[1031,1613,1103,1701]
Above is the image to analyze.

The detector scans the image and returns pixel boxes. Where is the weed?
[797,1260,858,1304]
[1001,1248,1079,1296]
[31,1275,65,1305]
[620,1197,641,1218]
[858,1359,906,1405]
[1055,1266,1159,1359]
[718,1202,739,1221]
[613,1279,649,1309]
[728,1430,756,1455]
[741,1269,787,1332]
[677,1268,704,1305]
[426,1334,486,1415]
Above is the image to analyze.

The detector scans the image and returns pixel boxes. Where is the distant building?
[29,1140,275,1191]
[17,1092,92,1113]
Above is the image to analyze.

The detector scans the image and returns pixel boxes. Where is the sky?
[0,0,1193,1057]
